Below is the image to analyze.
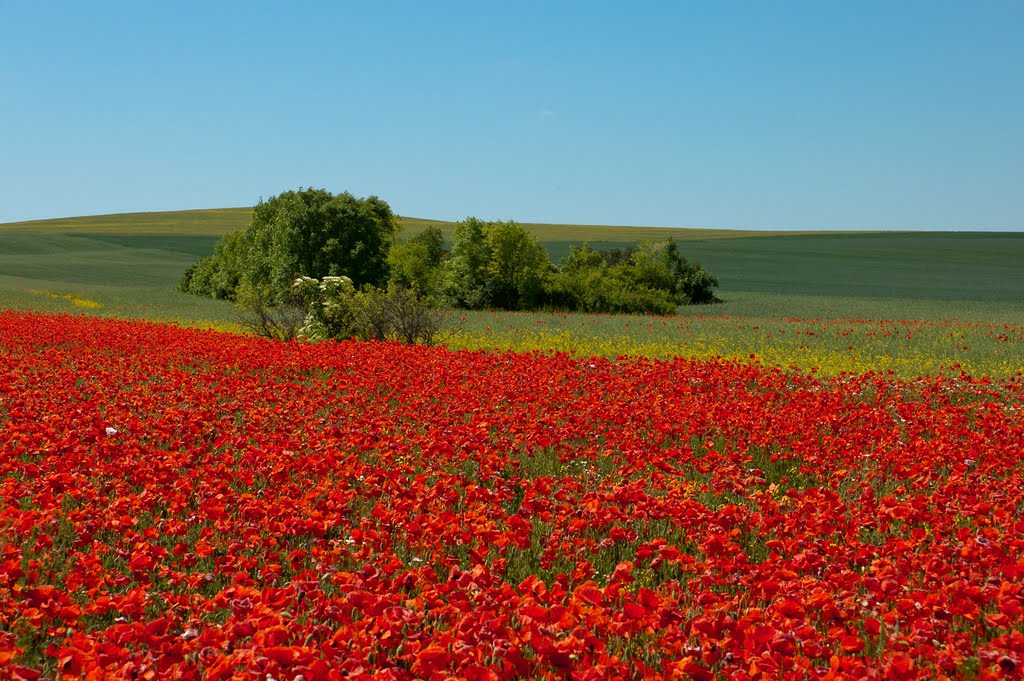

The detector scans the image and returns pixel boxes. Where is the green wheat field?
[3,208,1023,377]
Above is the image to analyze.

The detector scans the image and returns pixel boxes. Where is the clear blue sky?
[2,1,1021,230]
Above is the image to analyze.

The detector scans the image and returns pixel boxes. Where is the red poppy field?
[2,311,1024,680]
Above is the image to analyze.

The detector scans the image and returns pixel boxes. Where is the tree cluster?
[544,240,719,313]
[179,189,720,342]
[388,219,719,314]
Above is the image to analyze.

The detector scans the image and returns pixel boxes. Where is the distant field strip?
[3,208,1024,377]
[450,311,1024,378]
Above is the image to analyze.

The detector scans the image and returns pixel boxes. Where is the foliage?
[354,284,452,346]
[545,246,677,315]
[439,218,550,310]
[387,226,447,297]
[233,281,307,341]
[599,245,638,266]
[430,219,703,314]
[423,236,724,316]
[5,310,1024,678]
[294,275,451,346]
[618,239,720,305]
[177,230,244,299]
[292,274,361,342]
[483,219,550,309]
[438,217,491,309]
[179,189,400,301]
[543,240,718,314]
[448,310,1024,377]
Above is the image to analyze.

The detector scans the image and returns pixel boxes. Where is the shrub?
[294,276,452,346]
[293,275,360,342]
[354,285,451,346]
[543,241,719,314]
[234,281,308,341]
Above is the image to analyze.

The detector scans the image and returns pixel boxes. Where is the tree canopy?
[387,226,447,297]
[438,218,550,310]
[179,194,721,318]
[431,219,719,314]
[178,188,400,301]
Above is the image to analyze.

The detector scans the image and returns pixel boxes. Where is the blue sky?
[1,1,1021,229]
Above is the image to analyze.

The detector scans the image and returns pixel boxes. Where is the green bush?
[234,281,307,341]
[292,275,360,341]
[545,251,677,315]
[293,276,450,346]
[543,241,718,314]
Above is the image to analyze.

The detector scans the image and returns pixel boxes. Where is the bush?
[354,285,451,346]
[678,262,720,305]
[294,276,452,346]
[435,230,719,314]
[177,235,243,299]
[544,243,684,315]
[545,266,677,315]
[293,275,360,342]
[234,281,308,341]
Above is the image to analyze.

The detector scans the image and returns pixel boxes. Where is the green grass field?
[2,208,1023,375]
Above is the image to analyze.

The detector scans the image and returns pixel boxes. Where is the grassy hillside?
[0,210,250,326]
[2,208,1023,328]
[4,209,796,240]
[1,208,254,236]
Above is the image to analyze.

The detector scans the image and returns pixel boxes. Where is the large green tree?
[483,220,549,309]
[438,217,490,309]
[387,226,447,297]
[440,218,550,310]
[179,188,400,301]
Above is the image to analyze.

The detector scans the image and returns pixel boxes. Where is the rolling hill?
[2,208,1023,324]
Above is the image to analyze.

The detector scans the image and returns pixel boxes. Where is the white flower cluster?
[319,275,354,292]
[291,274,359,342]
